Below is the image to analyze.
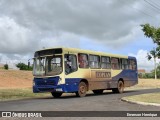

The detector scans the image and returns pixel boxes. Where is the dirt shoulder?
[0,69,160,89]
[126,79,160,90]
[0,69,33,89]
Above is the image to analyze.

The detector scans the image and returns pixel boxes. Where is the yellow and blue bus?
[33,47,138,97]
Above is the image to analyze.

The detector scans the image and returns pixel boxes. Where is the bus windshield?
[46,55,62,76]
[33,55,62,76]
[33,57,45,76]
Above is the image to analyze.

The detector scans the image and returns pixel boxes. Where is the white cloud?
[0,0,160,64]
[0,53,33,69]
[0,16,37,54]
[0,0,160,53]
[40,32,81,49]
[129,49,160,71]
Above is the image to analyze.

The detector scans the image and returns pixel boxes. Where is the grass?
[123,79,160,105]
[126,79,160,90]
[0,88,51,101]
[122,93,160,104]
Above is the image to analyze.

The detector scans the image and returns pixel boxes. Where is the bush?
[16,63,33,71]
[4,64,9,70]
[138,73,154,79]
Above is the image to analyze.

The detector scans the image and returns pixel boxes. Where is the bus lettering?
[96,72,111,78]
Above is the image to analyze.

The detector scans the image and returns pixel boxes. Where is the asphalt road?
[0,88,160,111]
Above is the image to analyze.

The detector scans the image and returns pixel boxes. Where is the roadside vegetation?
[141,24,160,80]
[16,62,33,71]
[126,79,160,90]
[4,64,9,70]
[122,24,160,105]
[122,93,160,104]
[0,88,50,101]
[138,64,160,79]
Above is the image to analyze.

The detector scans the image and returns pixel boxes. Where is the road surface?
[0,88,160,111]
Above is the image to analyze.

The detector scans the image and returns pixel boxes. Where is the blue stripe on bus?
[33,76,59,93]
[62,78,81,92]
[112,69,138,81]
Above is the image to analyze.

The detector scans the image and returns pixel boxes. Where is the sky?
[0,0,160,71]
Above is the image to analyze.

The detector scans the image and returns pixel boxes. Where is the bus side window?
[111,58,120,70]
[129,59,136,70]
[101,56,111,69]
[121,59,128,70]
[89,55,100,69]
[65,54,78,74]
[78,53,89,68]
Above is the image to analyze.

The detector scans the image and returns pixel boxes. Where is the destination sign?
[96,72,111,78]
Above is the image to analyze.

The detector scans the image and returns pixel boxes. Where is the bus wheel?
[112,81,124,93]
[76,82,87,97]
[93,90,103,94]
[51,92,62,98]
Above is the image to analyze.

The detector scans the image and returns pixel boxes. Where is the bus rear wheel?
[76,82,87,97]
[51,92,62,98]
[112,81,124,93]
[93,90,103,94]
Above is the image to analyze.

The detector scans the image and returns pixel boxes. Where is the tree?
[141,24,160,79]
[147,48,159,79]
[4,64,9,70]
[141,24,160,45]
[151,63,160,79]
[16,62,33,71]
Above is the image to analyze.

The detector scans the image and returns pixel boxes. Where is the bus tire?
[112,81,124,93]
[93,90,103,94]
[76,82,87,97]
[51,92,62,98]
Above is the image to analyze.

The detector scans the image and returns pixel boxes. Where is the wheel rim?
[118,82,124,92]
[80,85,86,94]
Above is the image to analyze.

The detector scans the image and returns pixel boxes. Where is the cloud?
[0,0,160,66]
[1,0,159,53]
[129,49,160,71]
[0,16,38,54]
[40,32,81,49]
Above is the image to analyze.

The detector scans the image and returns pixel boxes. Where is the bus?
[33,47,138,97]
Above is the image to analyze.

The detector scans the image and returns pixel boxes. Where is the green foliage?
[141,24,160,45]
[141,24,160,58]
[4,64,9,70]
[147,48,159,60]
[16,62,33,71]
[141,23,160,79]
[138,73,154,79]
[139,64,160,79]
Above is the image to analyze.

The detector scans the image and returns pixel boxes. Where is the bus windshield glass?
[46,55,62,76]
[33,57,45,76]
[33,55,62,76]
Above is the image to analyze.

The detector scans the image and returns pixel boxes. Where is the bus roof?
[35,47,135,59]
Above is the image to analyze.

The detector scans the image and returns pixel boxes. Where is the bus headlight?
[58,77,62,84]
[33,81,35,86]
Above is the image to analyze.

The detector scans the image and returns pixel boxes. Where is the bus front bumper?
[33,85,63,93]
